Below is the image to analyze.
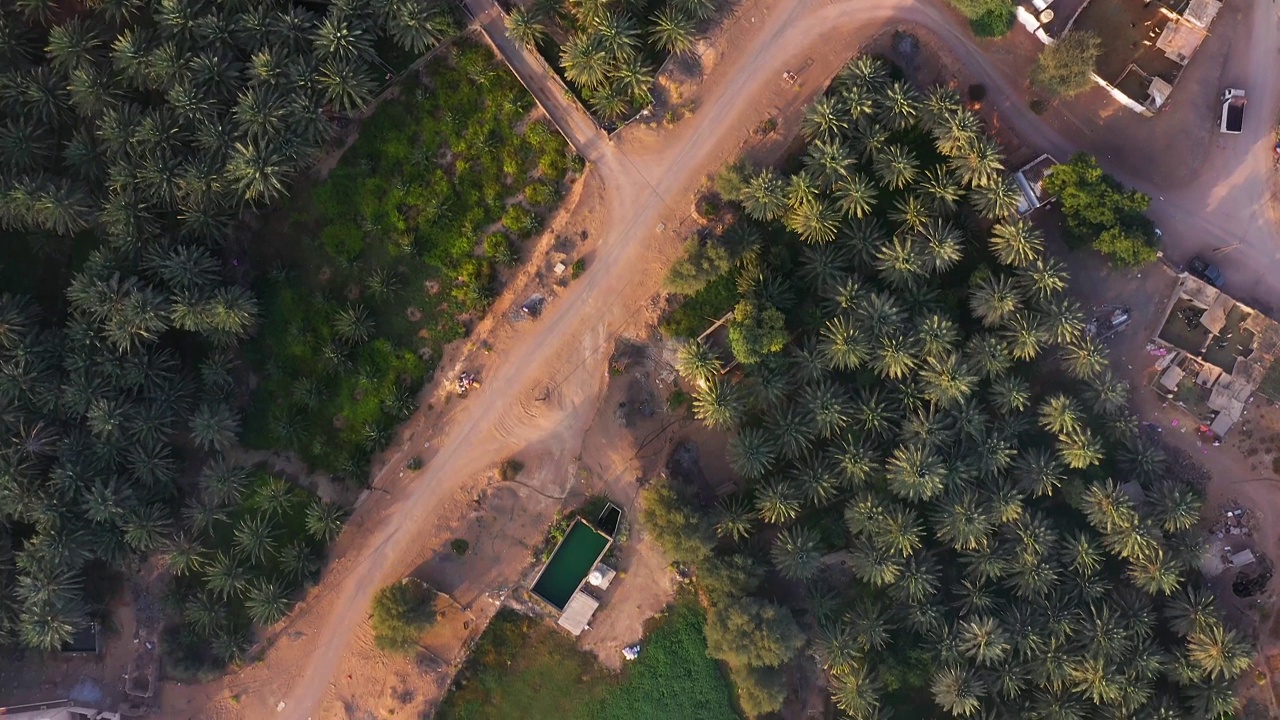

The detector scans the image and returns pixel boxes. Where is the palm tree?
[969,274,1022,327]
[200,457,249,506]
[1060,336,1107,380]
[245,579,290,627]
[933,106,981,157]
[971,178,1023,220]
[206,551,249,599]
[802,379,850,439]
[1012,446,1063,498]
[233,514,279,563]
[799,242,852,294]
[889,193,931,234]
[560,34,610,91]
[649,5,697,55]
[1058,427,1104,469]
[676,339,722,387]
[931,666,986,718]
[919,165,964,215]
[673,0,716,21]
[384,0,450,54]
[874,235,927,288]
[965,333,1011,380]
[877,79,920,131]
[166,534,205,577]
[1148,480,1202,533]
[184,593,223,637]
[877,503,924,557]
[280,540,318,583]
[506,7,548,49]
[190,402,240,452]
[124,504,172,553]
[916,313,959,360]
[1165,585,1218,637]
[1187,623,1253,680]
[830,664,884,718]
[693,377,743,430]
[712,494,755,541]
[1019,257,1070,302]
[819,313,867,372]
[804,137,852,190]
[769,402,817,459]
[772,526,823,580]
[919,218,964,273]
[740,167,787,221]
[833,172,877,219]
[754,477,801,524]
[958,616,1011,667]
[318,58,376,113]
[226,140,293,204]
[614,60,654,103]
[1002,311,1046,361]
[313,13,374,63]
[727,426,777,480]
[785,199,840,244]
[921,84,962,132]
[853,117,890,161]
[932,490,994,552]
[885,442,946,502]
[873,144,919,190]
[838,54,889,92]
[988,220,1044,268]
[332,303,373,345]
[849,534,904,587]
[300,499,343,543]
[1038,394,1082,436]
[872,331,920,380]
[801,95,848,143]
[951,136,1006,189]
[785,170,822,210]
[920,352,978,408]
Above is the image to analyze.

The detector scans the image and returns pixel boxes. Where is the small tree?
[1042,153,1158,266]
[639,477,716,565]
[1032,32,1102,97]
[705,595,805,667]
[370,579,437,653]
[727,299,788,365]
[664,236,733,295]
[730,663,788,719]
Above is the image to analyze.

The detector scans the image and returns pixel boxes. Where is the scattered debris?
[456,372,481,396]
[623,644,641,661]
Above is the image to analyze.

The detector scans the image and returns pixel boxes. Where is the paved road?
[212,0,1280,717]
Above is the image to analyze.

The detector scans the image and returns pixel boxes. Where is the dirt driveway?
[147,0,1280,717]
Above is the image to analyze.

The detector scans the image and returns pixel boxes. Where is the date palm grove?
[0,0,449,653]
[663,54,1251,718]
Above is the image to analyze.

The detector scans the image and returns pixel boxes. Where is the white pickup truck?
[1220,88,1246,134]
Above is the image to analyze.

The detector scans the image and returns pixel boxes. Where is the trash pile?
[456,372,481,396]
[1211,504,1255,537]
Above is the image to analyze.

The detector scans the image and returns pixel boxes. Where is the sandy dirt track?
[155,0,1280,717]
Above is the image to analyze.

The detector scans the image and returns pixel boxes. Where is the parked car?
[1188,256,1224,287]
[1220,88,1246,134]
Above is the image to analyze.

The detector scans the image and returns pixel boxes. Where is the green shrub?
[484,233,517,265]
[450,538,470,556]
[727,299,787,365]
[969,4,1014,37]
[524,181,558,208]
[570,258,585,278]
[664,236,732,295]
[1041,152,1157,266]
[1033,31,1102,97]
[502,204,540,236]
[661,272,739,338]
[407,456,424,470]
[370,579,437,653]
[320,222,365,261]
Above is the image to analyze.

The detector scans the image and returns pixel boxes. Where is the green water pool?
[531,520,611,610]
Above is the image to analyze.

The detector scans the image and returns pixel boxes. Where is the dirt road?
[163,0,1280,717]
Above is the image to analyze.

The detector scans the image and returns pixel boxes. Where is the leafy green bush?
[664,236,733,295]
[571,258,585,278]
[661,272,740,338]
[484,233,517,265]
[1033,31,1102,97]
[969,4,1014,37]
[502,204,540,236]
[946,0,1016,37]
[370,579,437,653]
[451,538,470,555]
[524,181,559,208]
[727,299,788,365]
[320,223,365,261]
